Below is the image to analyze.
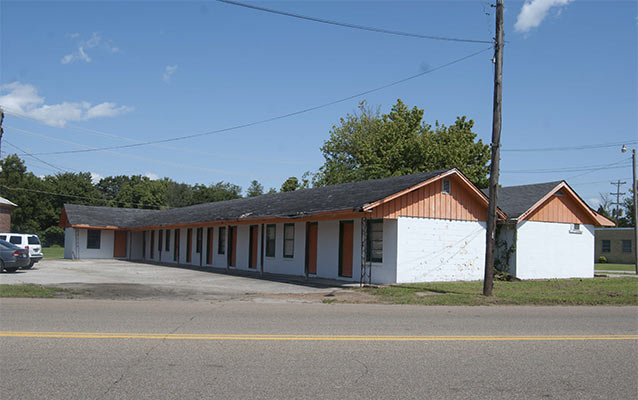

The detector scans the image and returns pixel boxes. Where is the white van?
[0,233,43,268]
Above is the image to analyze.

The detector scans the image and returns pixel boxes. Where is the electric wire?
[502,140,638,152]
[3,140,73,173]
[2,46,493,155]
[0,184,163,209]
[217,0,493,44]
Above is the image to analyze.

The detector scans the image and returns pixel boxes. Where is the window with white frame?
[442,178,451,194]
[569,223,582,234]
[266,224,276,257]
[283,223,294,258]
[366,220,383,263]
[622,240,632,253]
[87,229,101,249]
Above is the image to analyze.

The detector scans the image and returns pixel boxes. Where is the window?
[622,240,632,253]
[87,230,101,249]
[266,224,276,257]
[9,236,21,245]
[158,230,163,252]
[28,236,40,245]
[602,240,611,253]
[442,178,450,194]
[186,228,193,262]
[165,230,170,251]
[366,220,383,263]
[218,227,226,254]
[196,228,203,253]
[283,223,294,258]
[150,231,155,259]
[173,229,180,261]
[0,235,6,241]
[570,223,582,234]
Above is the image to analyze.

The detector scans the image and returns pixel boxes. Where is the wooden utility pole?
[483,0,504,297]
[0,107,4,158]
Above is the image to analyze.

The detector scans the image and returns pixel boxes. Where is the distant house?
[0,196,17,232]
[61,168,500,284]
[488,181,614,279]
[594,227,635,264]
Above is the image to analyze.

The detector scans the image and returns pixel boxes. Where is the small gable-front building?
[61,169,499,284]
[491,181,614,280]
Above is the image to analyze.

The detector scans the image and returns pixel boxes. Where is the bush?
[42,226,65,247]
[598,256,607,264]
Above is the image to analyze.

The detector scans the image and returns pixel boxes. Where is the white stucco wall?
[263,222,306,276]
[314,219,362,281]
[396,217,486,283]
[515,221,594,279]
[369,219,397,285]
[63,228,115,259]
[64,228,75,259]
[129,231,144,260]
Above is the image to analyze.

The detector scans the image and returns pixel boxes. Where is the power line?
[2,46,493,155]
[502,158,631,174]
[502,140,638,152]
[217,0,492,44]
[3,140,73,173]
[0,184,163,210]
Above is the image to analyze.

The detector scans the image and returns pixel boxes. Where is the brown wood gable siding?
[370,175,485,221]
[526,193,597,225]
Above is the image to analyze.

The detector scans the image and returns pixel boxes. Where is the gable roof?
[481,181,562,219]
[64,169,485,229]
[0,196,17,208]
[482,181,614,226]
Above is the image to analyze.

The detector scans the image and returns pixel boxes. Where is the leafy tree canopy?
[246,180,264,197]
[314,99,491,188]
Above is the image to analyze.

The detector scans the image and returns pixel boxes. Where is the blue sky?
[1,0,636,208]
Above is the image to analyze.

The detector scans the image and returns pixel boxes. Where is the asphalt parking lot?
[0,259,345,302]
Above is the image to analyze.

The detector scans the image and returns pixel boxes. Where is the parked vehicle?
[0,239,30,272]
[0,233,43,269]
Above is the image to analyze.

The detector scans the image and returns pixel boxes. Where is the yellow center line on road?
[0,331,637,342]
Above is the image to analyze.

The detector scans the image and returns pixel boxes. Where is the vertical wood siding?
[526,193,596,224]
[370,175,486,221]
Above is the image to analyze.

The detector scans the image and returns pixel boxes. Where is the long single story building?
[60,168,613,284]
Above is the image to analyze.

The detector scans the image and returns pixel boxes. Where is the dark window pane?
[87,230,101,249]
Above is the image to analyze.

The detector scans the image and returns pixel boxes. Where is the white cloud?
[144,172,159,180]
[0,82,133,127]
[515,0,574,33]
[163,65,178,82]
[61,32,119,64]
[90,172,104,184]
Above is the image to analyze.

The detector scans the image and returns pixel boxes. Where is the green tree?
[281,177,300,192]
[246,180,264,197]
[314,100,491,188]
[618,187,636,227]
[191,182,242,204]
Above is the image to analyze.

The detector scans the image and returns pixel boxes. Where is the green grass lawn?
[358,277,638,306]
[0,284,83,298]
[42,245,64,259]
[595,263,636,272]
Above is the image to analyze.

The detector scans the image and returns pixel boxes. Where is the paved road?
[1,299,637,399]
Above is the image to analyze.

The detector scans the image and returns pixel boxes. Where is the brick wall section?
[594,228,635,264]
[0,206,11,232]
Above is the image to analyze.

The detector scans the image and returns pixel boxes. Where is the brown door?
[306,223,318,275]
[186,228,192,263]
[228,226,237,267]
[207,228,213,265]
[150,231,155,259]
[249,225,258,269]
[113,231,127,258]
[339,221,354,278]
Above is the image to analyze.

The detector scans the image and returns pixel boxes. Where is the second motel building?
[60,168,612,284]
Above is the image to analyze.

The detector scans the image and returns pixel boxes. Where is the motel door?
[113,231,127,258]
[339,221,354,278]
[305,222,318,275]
[249,225,258,269]
[228,226,237,267]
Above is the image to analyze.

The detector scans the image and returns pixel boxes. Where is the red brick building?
[0,197,17,232]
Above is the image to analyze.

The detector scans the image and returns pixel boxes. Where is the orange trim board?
[517,181,614,227]
[363,169,507,220]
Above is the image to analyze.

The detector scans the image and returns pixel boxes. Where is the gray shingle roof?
[64,169,453,229]
[481,181,562,219]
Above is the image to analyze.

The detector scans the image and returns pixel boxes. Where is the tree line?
[1,99,495,245]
